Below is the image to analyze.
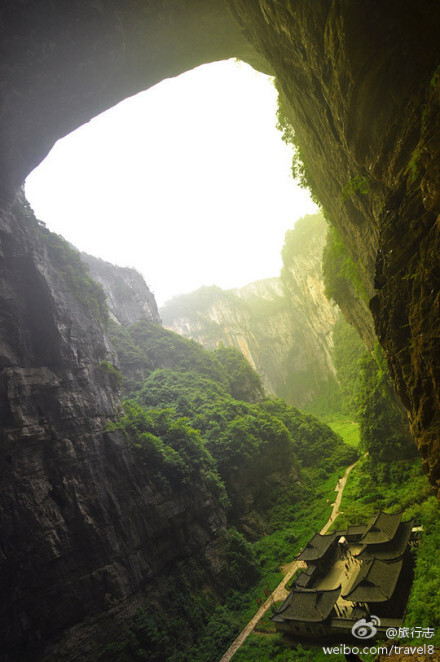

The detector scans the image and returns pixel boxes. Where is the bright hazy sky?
[25,59,317,306]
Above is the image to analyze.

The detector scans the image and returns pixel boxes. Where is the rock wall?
[0,0,270,199]
[162,216,338,408]
[1,3,440,656]
[2,0,440,490]
[226,0,440,492]
[81,252,161,326]
[0,199,227,660]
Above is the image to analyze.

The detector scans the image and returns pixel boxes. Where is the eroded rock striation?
[0,199,227,660]
[1,1,440,656]
[226,0,440,492]
[162,215,338,407]
[1,0,439,491]
[81,252,161,326]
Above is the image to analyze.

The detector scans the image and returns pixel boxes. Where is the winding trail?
[219,458,360,662]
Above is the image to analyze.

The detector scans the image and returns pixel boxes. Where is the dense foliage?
[358,345,417,461]
[108,402,226,501]
[331,455,431,531]
[109,319,265,404]
[322,224,368,305]
[331,315,365,416]
[328,455,440,647]
[262,398,357,470]
[404,497,440,644]
[306,311,416,462]
[37,223,108,323]
[275,86,320,206]
[132,365,356,523]
[103,317,360,660]
[212,344,264,402]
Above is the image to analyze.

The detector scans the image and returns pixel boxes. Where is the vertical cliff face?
[162,215,338,408]
[163,279,324,407]
[226,0,440,492]
[0,199,227,660]
[81,252,161,326]
[1,1,439,658]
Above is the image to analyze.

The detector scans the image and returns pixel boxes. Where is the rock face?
[0,199,227,661]
[81,252,160,326]
[1,0,440,490]
[162,215,338,408]
[225,0,440,491]
[1,2,440,655]
[0,0,270,199]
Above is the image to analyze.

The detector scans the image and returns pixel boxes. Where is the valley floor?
[220,458,361,661]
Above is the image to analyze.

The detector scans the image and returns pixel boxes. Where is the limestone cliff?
[0,198,227,661]
[1,0,440,494]
[81,252,160,326]
[162,214,338,408]
[1,2,440,656]
[225,0,440,491]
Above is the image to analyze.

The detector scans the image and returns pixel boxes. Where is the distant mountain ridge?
[81,252,160,326]
[161,214,339,408]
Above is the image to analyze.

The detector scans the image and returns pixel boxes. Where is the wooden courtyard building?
[272,511,415,639]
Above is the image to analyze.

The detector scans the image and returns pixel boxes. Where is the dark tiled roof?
[296,532,338,561]
[272,587,341,623]
[295,570,314,588]
[358,520,414,561]
[359,511,402,545]
[342,556,403,603]
[346,524,368,538]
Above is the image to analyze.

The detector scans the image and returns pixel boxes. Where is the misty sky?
[25,59,317,306]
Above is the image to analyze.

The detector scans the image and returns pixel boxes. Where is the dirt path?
[218,458,360,662]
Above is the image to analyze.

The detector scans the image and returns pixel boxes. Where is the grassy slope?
[235,455,439,661]
[322,417,360,448]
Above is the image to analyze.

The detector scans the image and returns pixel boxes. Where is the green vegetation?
[131,366,356,523]
[407,146,423,183]
[404,498,440,644]
[324,418,360,448]
[275,85,320,206]
[102,317,359,661]
[357,345,418,461]
[307,303,415,465]
[108,402,226,500]
[108,319,230,396]
[98,360,123,388]
[212,344,264,402]
[329,454,440,645]
[331,315,365,417]
[322,224,368,305]
[37,224,108,323]
[234,453,437,662]
[330,455,431,530]
[98,548,255,662]
[314,328,416,463]
[104,235,429,660]
[234,636,347,662]
[342,174,369,201]
[262,398,357,470]
[430,64,440,88]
